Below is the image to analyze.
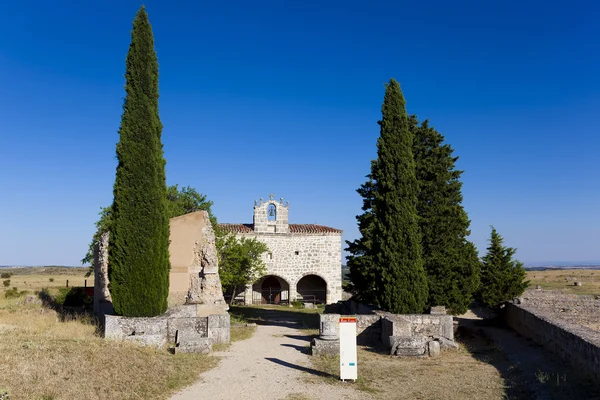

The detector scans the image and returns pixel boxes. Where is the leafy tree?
[217,234,268,305]
[361,79,429,313]
[413,117,480,314]
[108,6,170,317]
[166,185,216,226]
[478,227,529,308]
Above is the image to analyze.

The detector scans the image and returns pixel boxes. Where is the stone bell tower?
[253,193,289,234]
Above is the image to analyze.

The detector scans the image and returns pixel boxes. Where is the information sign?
[339,316,357,381]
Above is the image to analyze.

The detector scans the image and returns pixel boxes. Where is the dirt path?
[170,315,367,400]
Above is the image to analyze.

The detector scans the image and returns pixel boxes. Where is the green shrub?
[0,272,11,279]
[49,278,54,283]
[2,280,10,287]
[5,287,27,299]
[291,301,303,309]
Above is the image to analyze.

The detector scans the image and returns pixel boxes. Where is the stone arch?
[296,274,327,304]
[252,274,290,305]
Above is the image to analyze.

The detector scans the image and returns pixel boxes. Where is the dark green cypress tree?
[413,118,480,315]
[108,6,170,317]
[369,79,428,313]
[479,227,529,308]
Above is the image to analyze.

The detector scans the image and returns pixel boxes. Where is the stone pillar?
[319,313,340,340]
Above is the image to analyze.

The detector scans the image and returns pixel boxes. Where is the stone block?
[427,340,441,357]
[208,314,230,344]
[390,336,426,356]
[311,338,340,356]
[176,337,212,354]
[104,315,169,349]
[167,317,208,343]
[438,337,459,350]
[430,306,446,315]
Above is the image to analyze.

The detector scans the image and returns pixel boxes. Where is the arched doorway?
[296,275,327,304]
[252,275,290,305]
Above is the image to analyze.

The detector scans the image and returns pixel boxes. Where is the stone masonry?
[220,194,343,304]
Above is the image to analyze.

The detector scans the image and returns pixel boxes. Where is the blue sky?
[0,1,598,266]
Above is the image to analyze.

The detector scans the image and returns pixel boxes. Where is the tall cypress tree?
[108,6,170,317]
[479,227,529,308]
[413,118,480,314]
[368,79,428,313]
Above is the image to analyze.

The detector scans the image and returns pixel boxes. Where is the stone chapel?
[219,194,343,305]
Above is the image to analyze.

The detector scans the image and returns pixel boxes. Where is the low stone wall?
[312,302,456,356]
[380,314,453,348]
[103,304,230,353]
[505,302,600,380]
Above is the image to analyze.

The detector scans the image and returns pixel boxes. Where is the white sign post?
[339,316,357,381]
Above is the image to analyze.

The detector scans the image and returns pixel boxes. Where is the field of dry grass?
[526,269,600,296]
[0,267,218,400]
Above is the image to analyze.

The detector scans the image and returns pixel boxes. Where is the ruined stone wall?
[240,232,342,304]
[505,302,600,380]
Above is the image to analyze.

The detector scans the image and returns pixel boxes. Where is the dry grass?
[0,267,93,295]
[308,342,508,400]
[526,269,600,296]
[0,268,218,400]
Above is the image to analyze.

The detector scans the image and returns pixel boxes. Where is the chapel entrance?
[296,275,327,304]
[255,275,289,305]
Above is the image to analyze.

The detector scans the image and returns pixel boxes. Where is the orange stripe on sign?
[339,317,357,323]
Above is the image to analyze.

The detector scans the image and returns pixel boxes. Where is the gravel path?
[171,319,368,400]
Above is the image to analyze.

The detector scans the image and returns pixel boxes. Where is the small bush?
[2,280,10,287]
[5,287,27,299]
[49,278,54,283]
[0,272,11,279]
[0,389,10,400]
[291,301,303,309]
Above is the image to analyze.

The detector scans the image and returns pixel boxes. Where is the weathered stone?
[176,337,212,354]
[438,337,459,350]
[208,314,231,344]
[430,306,446,315]
[104,315,168,349]
[319,313,340,340]
[390,336,426,356]
[427,340,441,357]
[311,338,340,356]
[575,281,582,287]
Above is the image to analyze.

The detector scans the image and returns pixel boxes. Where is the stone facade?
[220,194,343,305]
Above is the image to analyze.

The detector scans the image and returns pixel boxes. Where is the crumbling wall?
[505,301,600,380]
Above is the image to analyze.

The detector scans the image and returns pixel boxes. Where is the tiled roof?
[219,223,254,233]
[218,223,342,234]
